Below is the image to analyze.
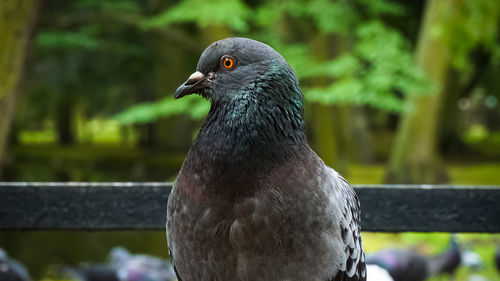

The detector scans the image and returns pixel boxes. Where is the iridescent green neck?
[193,69,305,163]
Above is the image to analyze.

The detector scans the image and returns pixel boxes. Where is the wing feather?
[169,248,183,281]
[330,172,366,281]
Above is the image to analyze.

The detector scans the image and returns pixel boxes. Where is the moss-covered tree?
[0,0,39,178]
[385,0,453,184]
[386,0,500,183]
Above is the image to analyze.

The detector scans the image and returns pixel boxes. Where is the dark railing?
[0,182,499,232]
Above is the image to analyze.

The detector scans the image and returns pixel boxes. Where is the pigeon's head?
[175,37,301,105]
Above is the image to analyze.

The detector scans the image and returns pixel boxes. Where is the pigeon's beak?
[174,71,208,99]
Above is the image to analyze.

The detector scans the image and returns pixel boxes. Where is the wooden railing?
[0,182,499,232]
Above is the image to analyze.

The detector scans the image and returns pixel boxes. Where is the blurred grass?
[20,119,137,145]
[348,163,500,185]
[10,145,184,181]
[449,164,500,185]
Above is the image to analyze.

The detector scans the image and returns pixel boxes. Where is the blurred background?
[0,0,499,280]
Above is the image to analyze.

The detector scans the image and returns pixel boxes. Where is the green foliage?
[279,0,360,34]
[36,31,100,50]
[115,95,210,124]
[118,0,430,123]
[25,0,153,126]
[305,21,431,111]
[440,0,500,70]
[25,0,499,136]
[358,0,405,16]
[142,0,251,32]
[75,0,141,13]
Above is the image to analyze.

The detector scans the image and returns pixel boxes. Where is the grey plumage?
[167,37,366,281]
[0,248,31,281]
[61,247,175,281]
[109,247,176,281]
[60,264,119,281]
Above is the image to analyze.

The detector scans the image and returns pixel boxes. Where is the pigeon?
[167,37,366,281]
[109,247,132,269]
[365,238,461,281]
[0,248,31,281]
[109,247,177,281]
[60,264,119,281]
[366,248,428,281]
[430,236,461,275]
[61,247,175,281]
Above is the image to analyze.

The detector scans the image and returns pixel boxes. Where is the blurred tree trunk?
[0,0,39,179]
[311,104,340,166]
[439,49,492,156]
[438,68,468,156]
[348,107,374,163]
[55,97,76,145]
[134,79,158,149]
[385,0,456,184]
[309,34,373,173]
[148,36,196,151]
[310,34,344,172]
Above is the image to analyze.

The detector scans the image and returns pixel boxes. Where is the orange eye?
[221,56,236,70]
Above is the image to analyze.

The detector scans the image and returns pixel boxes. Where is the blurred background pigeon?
[0,248,32,281]
[59,247,175,281]
[428,236,461,276]
[366,248,428,281]
[60,264,119,281]
[109,247,176,281]
[366,237,461,281]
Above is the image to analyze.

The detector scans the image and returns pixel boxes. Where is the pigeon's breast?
[167,172,346,281]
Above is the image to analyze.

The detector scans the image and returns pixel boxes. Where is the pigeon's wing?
[168,248,183,281]
[328,172,366,281]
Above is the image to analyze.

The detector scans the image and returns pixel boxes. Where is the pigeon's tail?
[366,264,393,281]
